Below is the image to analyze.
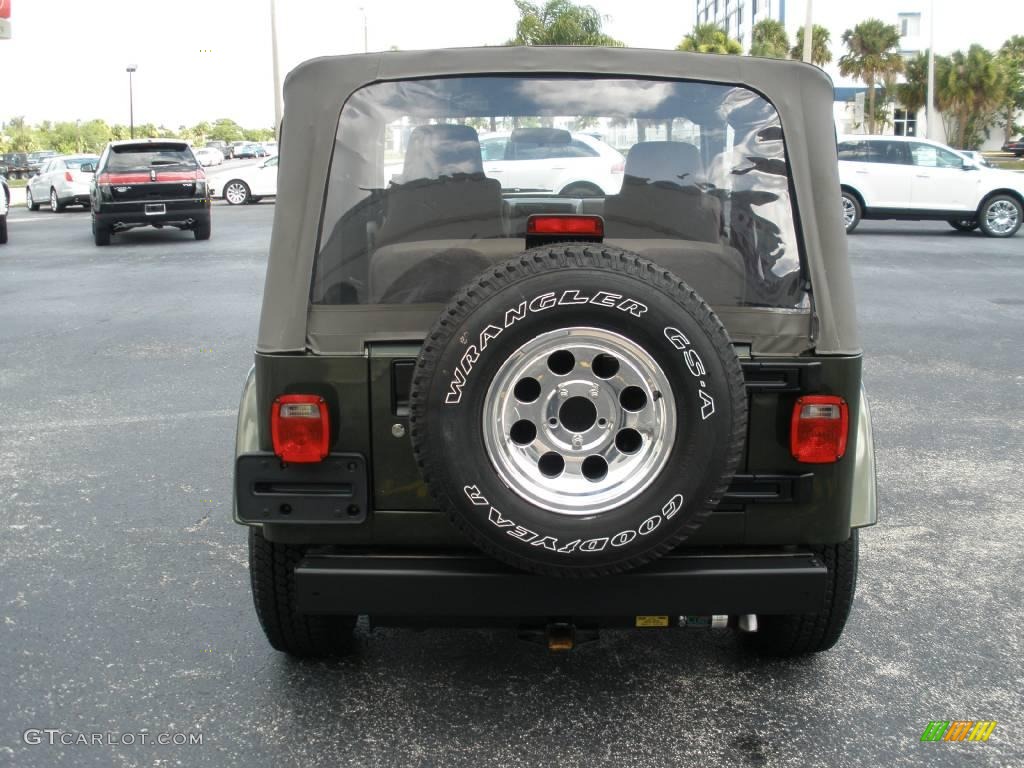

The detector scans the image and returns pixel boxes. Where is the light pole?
[360,6,367,53]
[126,65,137,139]
[926,0,935,139]
[270,0,282,131]
[801,0,814,64]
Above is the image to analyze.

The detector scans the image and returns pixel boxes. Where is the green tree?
[79,120,114,153]
[5,117,38,152]
[996,36,1024,141]
[677,23,742,55]
[508,0,623,46]
[838,19,904,134]
[208,118,244,143]
[242,127,275,142]
[749,19,789,59]
[791,24,832,67]
[941,45,1005,148]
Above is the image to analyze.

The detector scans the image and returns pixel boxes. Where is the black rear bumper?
[294,552,827,618]
[94,200,209,227]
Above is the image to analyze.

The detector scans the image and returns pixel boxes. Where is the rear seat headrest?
[624,141,703,185]
[402,124,484,182]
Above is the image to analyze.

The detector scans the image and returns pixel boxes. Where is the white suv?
[838,135,1023,237]
[480,129,625,196]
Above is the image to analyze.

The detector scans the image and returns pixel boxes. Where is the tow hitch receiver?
[546,623,575,652]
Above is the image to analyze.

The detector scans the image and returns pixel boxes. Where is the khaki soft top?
[259,47,858,357]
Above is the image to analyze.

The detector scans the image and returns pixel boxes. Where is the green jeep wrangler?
[234,47,877,658]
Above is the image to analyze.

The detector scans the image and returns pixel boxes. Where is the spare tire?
[409,245,746,577]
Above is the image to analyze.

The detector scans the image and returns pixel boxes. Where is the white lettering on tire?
[464,486,685,556]
[664,326,716,420]
[445,290,649,404]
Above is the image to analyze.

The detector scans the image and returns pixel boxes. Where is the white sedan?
[479,129,624,196]
[194,147,224,167]
[209,156,278,205]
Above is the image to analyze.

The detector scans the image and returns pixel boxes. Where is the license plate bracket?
[144,203,166,215]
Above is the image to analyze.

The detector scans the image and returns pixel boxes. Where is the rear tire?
[248,527,357,658]
[746,530,859,657]
[50,188,64,213]
[560,182,604,197]
[0,215,7,245]
[193,218,212,240]
[93,220,111,246]
[26,187,39,211]
[841,191,861,233]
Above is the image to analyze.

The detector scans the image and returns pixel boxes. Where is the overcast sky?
[0,0,1020,128]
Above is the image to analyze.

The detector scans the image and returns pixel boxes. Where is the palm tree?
[749,19,789,59]
[508,0,623,46]
[942,45,1005,148]
[791,25,832,67]
[898,51,930,116]
[677,23,742,55]
[997,36,1024,142]
[838,19,904,134]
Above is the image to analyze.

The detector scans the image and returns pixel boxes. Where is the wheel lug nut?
[558,389,569,399]
[572,434,583,449]
[589,388,599,398]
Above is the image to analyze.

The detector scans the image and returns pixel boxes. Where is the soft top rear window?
[105,144,197,171]
[314,75,806,310]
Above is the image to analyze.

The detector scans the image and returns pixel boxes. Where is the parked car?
[25,154,100,212]
[89,139,210,245]
[0,175,9,244]
[205,140,230,158]
[1001,139,1024,157]
[209,155,277,204]
[27,150,58,175]
[228,141,248,159]
[477,129,624,196]
[261,140,278,156]
[838,135,1023,237]
[233,142,267,159]
[194,147,225,167]
[233,48,875,659]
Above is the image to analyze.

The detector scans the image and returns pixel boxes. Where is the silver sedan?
[26,154,99,212]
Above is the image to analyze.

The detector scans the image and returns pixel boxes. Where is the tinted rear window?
[66,156,100,170]
[105,144,197,172]
[314,75,805,309]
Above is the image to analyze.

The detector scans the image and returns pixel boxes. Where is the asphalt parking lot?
[0,204,1021,768]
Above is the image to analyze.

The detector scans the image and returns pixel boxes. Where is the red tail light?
[611,159,625,174]
[271,395,329,463]
[790,395,849,463]
[527,214,604,237]
[64,171,74,182]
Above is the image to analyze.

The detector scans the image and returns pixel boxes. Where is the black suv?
[89,139,211,246]
[234,48,876,659]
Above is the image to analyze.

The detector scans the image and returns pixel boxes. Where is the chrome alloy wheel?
[985,199,1019,235]
[841,195,856,229]
[482,327,676,516]
[225,182,248,205]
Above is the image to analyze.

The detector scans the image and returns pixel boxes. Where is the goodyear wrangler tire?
[409,245,746,577]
